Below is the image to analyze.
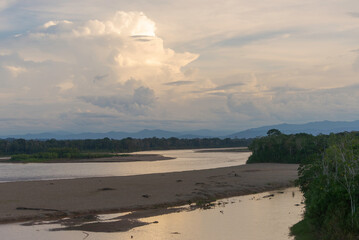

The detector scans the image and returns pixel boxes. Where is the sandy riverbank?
[0,163,298,223]
[0,154,174,163]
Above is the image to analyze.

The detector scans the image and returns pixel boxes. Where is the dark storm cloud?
[164,81,195,86]
[348,12,359,18]
[215,30,292,47]
[214,82,244,90]
[94,74,108,82]
[79,86,155,114]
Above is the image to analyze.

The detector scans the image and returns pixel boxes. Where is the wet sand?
[0,163,298,224]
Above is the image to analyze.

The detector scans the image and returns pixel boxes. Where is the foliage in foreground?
[290,219,316,240]
[246,130,359,238]
[296,133,359,239]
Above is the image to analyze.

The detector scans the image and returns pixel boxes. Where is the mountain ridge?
[2,120,359,140]
[227,120,359,138]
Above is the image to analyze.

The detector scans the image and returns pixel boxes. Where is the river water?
[0,187,304,240]
[0,149,251,182]
[0,149,304,239]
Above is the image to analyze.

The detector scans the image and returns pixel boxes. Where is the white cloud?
[0,11,202,132]
[12,11,198,87]
[80,86,155,115]
[1,1,359,133]
[0,0,15,12]
[33,11,156,38]
[4,65,27,77]
[42,20,72,29]
[57,81,74,91]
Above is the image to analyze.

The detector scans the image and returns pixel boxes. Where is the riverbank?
[195,147,251,153]
[1,154,174,163]
[0,163,298,224]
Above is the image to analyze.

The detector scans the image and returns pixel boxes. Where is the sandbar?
[0,154,174,163]
[0,163,298,223]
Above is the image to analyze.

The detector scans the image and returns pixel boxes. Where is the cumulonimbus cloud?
[0,11,199,118]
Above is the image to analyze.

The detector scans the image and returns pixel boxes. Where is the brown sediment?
[0,163,298,224]
[45,207,189,233]
[51,218,150,233]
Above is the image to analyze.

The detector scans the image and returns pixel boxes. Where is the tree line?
[247,129,328,164]
[248,129,359,239]
[0,137,252,156]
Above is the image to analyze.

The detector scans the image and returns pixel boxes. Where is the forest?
[248,130,359,239]
[294,132,359,239]
[0,137,252,157]
[247,130,329,164]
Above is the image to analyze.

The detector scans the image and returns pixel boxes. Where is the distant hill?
[1,129,231,140]
[226,120,359,139]
[2,120,359,140]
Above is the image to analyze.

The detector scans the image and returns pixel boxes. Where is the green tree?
[297,133,359,239]
[267,128,282,136]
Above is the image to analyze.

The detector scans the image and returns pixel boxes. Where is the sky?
[0,0,359,134]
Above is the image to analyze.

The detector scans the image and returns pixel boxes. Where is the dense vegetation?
[10,148,117,162]
[295,133,359,239]
[0,137,252,156]
[248,129,359,239]
[247,129,328,164]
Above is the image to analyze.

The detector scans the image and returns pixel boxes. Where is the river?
[0,187,303,240]
[0,149,303,239]
[0,149,251,182]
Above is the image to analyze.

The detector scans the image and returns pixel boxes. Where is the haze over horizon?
[1,1,359,134]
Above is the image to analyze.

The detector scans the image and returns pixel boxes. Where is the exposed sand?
[1,154,173,163]
[195,147,251,153]
[0,163,298,224]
